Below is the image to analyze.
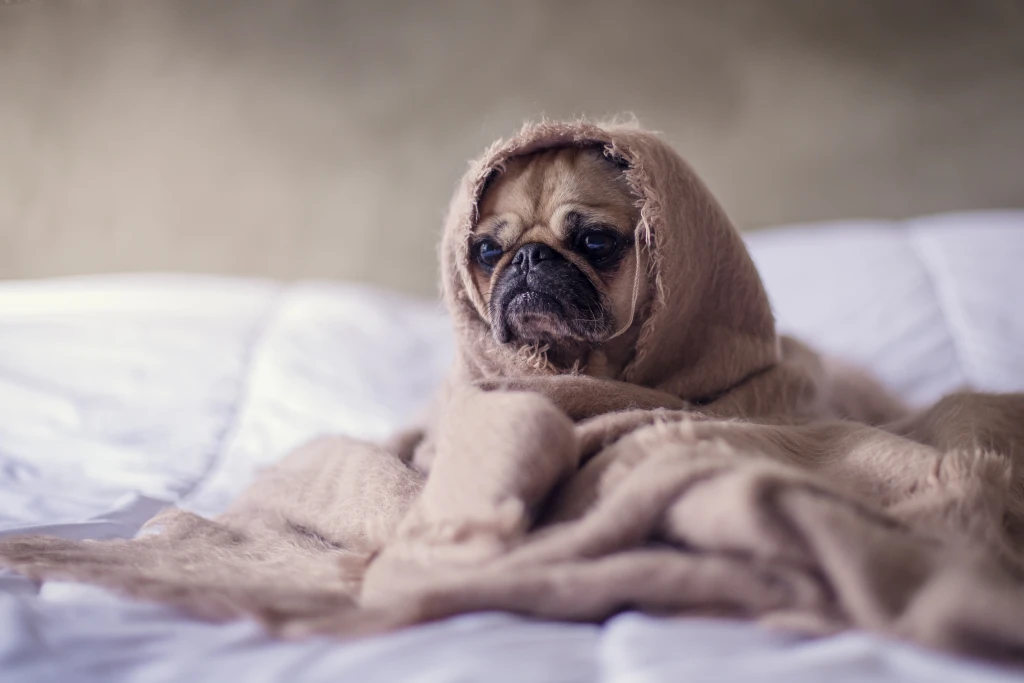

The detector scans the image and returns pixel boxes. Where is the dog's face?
[471,146,645,370]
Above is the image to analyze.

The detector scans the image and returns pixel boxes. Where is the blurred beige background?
[2,0,1022,297]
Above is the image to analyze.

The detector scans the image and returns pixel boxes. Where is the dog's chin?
[494,289,610,366]
[504,291,571,342]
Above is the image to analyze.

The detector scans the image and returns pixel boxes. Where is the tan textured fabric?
[2,120,1023,663]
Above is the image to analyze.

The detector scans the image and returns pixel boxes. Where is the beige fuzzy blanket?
[2,120,1024,662]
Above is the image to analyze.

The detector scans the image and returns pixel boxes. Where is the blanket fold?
[2,119,1023,663]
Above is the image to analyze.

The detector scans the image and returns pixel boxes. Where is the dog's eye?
[475,239,503,269]
[578,231,619,262]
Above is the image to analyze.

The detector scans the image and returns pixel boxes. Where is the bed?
[1,211,1022,683]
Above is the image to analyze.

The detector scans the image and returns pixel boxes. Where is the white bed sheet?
[1,211,1022,682]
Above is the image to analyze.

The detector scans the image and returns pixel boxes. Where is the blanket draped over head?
[3,120,1024,662]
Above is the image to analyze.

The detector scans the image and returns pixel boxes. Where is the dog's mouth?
[502,290,566,341]
[506,290,563,316]
[490,267,611,348]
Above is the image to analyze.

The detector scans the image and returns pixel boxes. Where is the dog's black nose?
[512,242,559,272]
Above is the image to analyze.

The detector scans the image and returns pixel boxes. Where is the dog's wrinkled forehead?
[473,145,637,246]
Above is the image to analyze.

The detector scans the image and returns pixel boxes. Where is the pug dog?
[470,147,650,377]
